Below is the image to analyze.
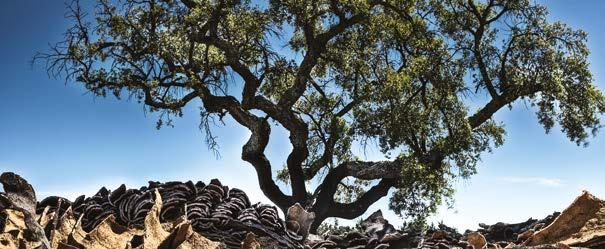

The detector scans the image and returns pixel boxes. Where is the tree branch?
[304,100,359,180]
[312,160,400,213]
[468,85,541,129]
[195,87,294,210]
[202,37,262,109]
[328,178,397,219]
[192,30,309,203]
[467,0,499,98]
[309,161,398,231]
[278,13,370,109]
[251,96,308,202]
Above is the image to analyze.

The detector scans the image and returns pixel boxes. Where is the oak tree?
[39,0,605,231]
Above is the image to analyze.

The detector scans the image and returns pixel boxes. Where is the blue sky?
[1,1,605,231]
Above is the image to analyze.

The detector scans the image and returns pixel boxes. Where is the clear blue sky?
[1,1,604,231]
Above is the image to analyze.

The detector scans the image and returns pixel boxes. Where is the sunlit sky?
[1,1,605,232]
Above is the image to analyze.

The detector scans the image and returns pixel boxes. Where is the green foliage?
[316,218,362,236]
[40,0,604,228]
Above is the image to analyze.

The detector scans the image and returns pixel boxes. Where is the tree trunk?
[309,205,330,234]
[309,215,327,234]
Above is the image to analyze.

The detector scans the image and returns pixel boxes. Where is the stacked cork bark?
[0,172,307,249]
[2,171,605,249]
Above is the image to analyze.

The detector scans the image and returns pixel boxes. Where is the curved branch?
[312,160,401,213]
[252,96,308,202]
[193,32,310,202]
[197,88,294,209]
[468,85,541,128]
[144,90,199,110]
[328,178,396,219]
[309,164,397,231]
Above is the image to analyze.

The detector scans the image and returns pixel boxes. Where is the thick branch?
[340,160,401,180]
[193,33,309,202]
[312,160,400,212]
[214,9,375,201]
[144,90,199,110]
[252,96,308,202]
[473,37,498,98]
[328,178,397,219]
[308,160,399,232]
[468,85,541,128]
[196,88,294,209]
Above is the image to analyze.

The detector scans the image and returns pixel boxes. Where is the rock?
[285,203,315,241]
[516,229,534,242]
[381,232,404,243]
[0,172,50,248]
[306,210,420,249]
[532,223,545,231]
[361,210,396,234]
[526,191,605,248]
[477,219,536,243]
[485,243,500,249]
[74,215,138,248]
[3,209,26,233]
[503,242,515,249]
[433,230,449,240]
[436,242,451,249]
[241,233,261,249]
[0,233,20,249]
[457,241,471,248]
[143,190,170,248]
[415,224,469,249]
[0,173,37,215]
[304,234,336,249]
[326,234,344,244]
[174,228,222,249]
[2,196,221,249]
[467,232,487,249]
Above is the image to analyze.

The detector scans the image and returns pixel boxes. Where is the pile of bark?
[3,171,605,249]
[0,172,309,249]
[306,191,605,249]
[306,210,421,249]
[306,210,569,249]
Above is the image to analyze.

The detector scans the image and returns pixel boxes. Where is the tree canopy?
[39,0,605,231]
